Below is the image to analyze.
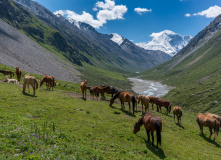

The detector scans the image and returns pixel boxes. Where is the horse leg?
[146,129,150,142]
[128,102,131,112]
[209,127,213,139]
[23,83,26,93]
[151,132,154,147]
[28,84,30,93]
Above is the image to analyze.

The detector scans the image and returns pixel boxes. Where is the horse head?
[109,98,114,106]
[133,122,140,134]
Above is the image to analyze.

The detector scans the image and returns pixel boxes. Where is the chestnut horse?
[40,75,56,91]
[0,70,14,78]
[149,96,159,110]
[155,98,172,114]
[23,75,39,96]
[80,80,88,99]
[205,112,221,124]
[137,95,150,113]
[133,112,162,151]
[109,91,136,114]
[196,113,220,140]
[15,67,22,82]
[94,86,107,100]
[173,106,182,124]
[101,85,118,97]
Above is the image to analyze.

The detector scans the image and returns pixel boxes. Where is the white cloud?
[54,0,127,29]
[185,13,191,17]
[185,5,221,18]
[134,8,152,15]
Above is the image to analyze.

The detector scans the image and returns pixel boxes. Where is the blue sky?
[33,0,221,43]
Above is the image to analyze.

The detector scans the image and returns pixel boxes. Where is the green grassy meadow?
[0,67,221,159]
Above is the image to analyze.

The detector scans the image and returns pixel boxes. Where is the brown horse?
[40,75,56,91]
[94,86,107,100]
[109,91,136,114]
[173,106,182,124]
[15,67,22,82]
[137,95,150,113]
[149,96,159,110]
[86,86,99,100]
[205,112,221,124]
[23,75,39,96]
[80,80,88,99]
[0,70,14,78]
[101,85,118,97]
[155,98,172,114]
[196,113,220,140]
[133,112,162,151]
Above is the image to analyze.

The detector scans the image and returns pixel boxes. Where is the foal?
[5,76,18,84]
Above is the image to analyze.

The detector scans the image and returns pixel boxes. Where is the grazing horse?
[86,86,99,100]
[15,67,22,82]
[137,95,150,113]
[101,85,118,97]
[149,96,159,110]
[205,112,221,124]
[155,98,172,114]
[109,91,136,114]
[133,112,162,151]
[94,86,107,100]
[40,75,56,91]
[196,113,220,140]
[173,106,182,124]
[80,80,88,99]
[23,75,39,96]
[0,70,14,78]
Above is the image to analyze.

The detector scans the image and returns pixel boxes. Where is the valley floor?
[0,76,220,160]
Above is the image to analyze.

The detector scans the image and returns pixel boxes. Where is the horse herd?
[0,69,220,151]
[80,80,221,151]
[0,67,56,96]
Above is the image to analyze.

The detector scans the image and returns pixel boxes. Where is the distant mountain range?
[8,0,171,73]
[136,30,192,57]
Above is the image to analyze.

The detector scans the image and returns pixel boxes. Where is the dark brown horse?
[109,91,136,114]
[86,86,99,100]
[149,96,159,110]
[196,113,220,141]
[0,70,14,78]
[155,98,172,114]
[133,112,162,151]
[173,106,182,124]
[101,85,118,97]
[15,67,22,82]
[40,75,56,91]
[80,80,88,99]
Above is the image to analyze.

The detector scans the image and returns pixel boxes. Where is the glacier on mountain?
[135,30,192,56]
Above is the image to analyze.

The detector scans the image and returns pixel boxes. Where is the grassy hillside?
[139,28,221,115]
[0,66,221,159]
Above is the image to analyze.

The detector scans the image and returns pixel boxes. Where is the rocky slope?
[0,19,81,82]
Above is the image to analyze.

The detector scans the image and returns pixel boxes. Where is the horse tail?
[178,110,182,119]
[12,72,14,77]
[214,120,220,138]
[155,120,161,146]
[35,78,39,89]
[168,102,172,113]
[132,95,136,114]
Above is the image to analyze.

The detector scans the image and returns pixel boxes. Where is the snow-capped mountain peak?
[136,30,192,57]
[109,33,125,45]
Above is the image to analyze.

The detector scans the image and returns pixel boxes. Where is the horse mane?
[111,91,123,101]
[40,75,47,86]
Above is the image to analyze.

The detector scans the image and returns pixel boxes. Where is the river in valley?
[128,78,175,98]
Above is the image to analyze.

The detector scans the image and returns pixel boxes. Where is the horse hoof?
[155,148,158,151]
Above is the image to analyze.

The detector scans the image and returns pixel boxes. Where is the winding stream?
[128,78,175,98]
